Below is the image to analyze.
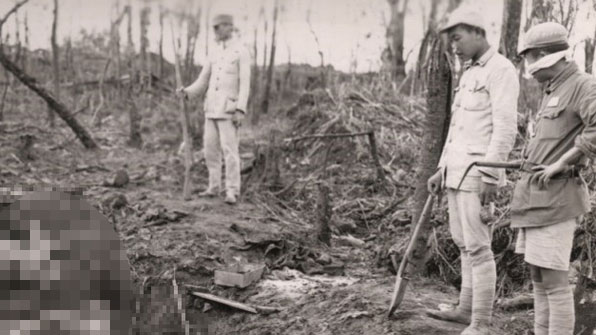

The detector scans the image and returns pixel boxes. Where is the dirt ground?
[0,109,541,335]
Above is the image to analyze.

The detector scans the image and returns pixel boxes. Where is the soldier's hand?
[427,170,443,195]
[530,161,567,189]
[232,109,245,128]
[479,181,497,206]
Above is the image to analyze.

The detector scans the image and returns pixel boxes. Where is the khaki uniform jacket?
[511,62,596,228]
[185,37,251,119]
[438,47,519,190]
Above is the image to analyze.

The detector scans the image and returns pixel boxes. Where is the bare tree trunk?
[127,96,142,148]
[261,0,278,115]
[0,50,97,149]
[499,0,522,64]
[306,8,325,87]
[23,10,28,71]
[385,0,408,79]
[205,1,212,57]
[0,78,8,122]
[110,5,126,84]
[585,39,594,74]
[262,16,268,78]
[14,6,21,62]
[49,0,59,127]
[525,0,552,31]
[184,6,201,84]
[126,2,133,70]
[158,5,164,79]
[139,6,150,87]
[403,31,451,274]
[586,2,596,74]
[250,23,260,125]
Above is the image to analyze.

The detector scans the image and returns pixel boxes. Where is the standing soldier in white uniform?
[425,7,519,335]
[178,14,251,205]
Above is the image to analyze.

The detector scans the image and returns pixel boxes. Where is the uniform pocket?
[463,85,490,111]
[224,59,238,74]
[528,179,568,208]
[537,107,566,139]
[224,97,237,113]
[466,144,487,156]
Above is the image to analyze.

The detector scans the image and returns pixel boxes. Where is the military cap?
[213,14,234,27]
[440,7,485,33]
[518,22,569,55]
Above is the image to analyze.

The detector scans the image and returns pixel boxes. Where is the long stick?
[172,277,190,335]
[170,19,192,201]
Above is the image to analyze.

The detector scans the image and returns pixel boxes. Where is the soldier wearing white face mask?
[177,14,251,205]
[512,22,596,335]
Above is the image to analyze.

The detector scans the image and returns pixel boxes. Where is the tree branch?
[0,49,98,149]
[0,0,29,29]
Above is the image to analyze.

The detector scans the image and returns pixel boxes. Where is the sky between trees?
[0,0,595,73]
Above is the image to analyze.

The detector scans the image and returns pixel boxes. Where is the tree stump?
[243,133,282,194]
[316,181,332,246]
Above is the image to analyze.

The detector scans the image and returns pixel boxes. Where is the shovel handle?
[456,160,523,190]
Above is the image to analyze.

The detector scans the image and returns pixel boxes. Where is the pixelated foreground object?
[0,190,133,335]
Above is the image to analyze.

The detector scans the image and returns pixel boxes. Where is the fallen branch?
[191,291,282,315]
[191,291,257,313]
[284,131,373,142]
[0,50,98,149]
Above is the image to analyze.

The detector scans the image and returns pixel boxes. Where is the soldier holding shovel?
[425,7,519,335]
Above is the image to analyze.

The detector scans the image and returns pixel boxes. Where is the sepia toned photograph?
[0,0,595,334]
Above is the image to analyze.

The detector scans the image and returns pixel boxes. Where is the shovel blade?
[388,276,409,317]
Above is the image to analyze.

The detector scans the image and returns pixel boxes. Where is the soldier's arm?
[235,46,252,114]
[574,80,596,159]
[479,63,519,184]
[185,61,212,99]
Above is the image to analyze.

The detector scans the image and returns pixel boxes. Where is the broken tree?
[385,0,408,79]
[499,0,522,64]
[261,0,279,115]
[394,30,451,275]
[0,50,97,149]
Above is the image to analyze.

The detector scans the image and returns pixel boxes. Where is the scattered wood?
[214,263,265,288]
[191,291,282,315]
[191,292,257,314]
[0,50,98,149]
